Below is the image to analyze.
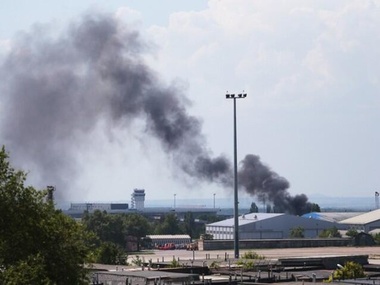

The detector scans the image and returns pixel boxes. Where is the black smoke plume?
[0,12,312,214]
[239,155,312,215]
[0,13,231,198]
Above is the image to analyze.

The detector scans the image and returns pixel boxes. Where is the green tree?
[290,226,305,238]
[346,228,359,238]
[373,232,380,245]
[82,210,125,247]
[82,211,151,254]
[0,254,52,284]
[182,212,195,237]
[0,146,93,284]
[96,242,126,265]
[310,203,321,212]
[197,213,223,223]
[249,202,259,213]
[124,213,151,251]
[155,213,182,235]
[319,226,342,238]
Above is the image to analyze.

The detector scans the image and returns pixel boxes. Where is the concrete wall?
[198,238,352,250]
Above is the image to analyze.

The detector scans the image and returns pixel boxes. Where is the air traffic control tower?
[131,189,145,210]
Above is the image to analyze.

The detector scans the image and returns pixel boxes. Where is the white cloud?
[114,6,143,27]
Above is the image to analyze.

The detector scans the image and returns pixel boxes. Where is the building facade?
[206,212,345,239]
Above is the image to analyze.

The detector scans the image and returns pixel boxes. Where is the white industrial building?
[146,235,191,246]
[69,202,128,212]
[339,209,380,233]
[206,212,344,239]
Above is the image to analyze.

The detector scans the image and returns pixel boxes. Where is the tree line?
[81,207,222,263]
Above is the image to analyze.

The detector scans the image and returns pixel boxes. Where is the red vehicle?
[158,243,176,250]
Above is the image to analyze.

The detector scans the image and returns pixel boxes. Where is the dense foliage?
[346,228,359,237]
[290,226,305,238]
[0,146,94,284]
[319,226,342,238]
[249,202,259,213]
[81,209,219,264]
[240,251,265,260]
[154,213,182,235]
[82,210,151,263]
[309,203,321,212]
[326,261,365,282]
[373,232,380,244]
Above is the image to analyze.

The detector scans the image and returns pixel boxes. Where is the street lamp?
[226,92,247,258]
[213,193,216,209]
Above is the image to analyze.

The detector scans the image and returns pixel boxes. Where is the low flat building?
[146,234,191,247]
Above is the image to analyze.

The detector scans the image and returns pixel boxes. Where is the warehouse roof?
[339,209,380,225]
[302,212,363,223]
[146,234,191,240]
[207,213,284,227]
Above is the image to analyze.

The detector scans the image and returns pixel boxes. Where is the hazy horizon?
[58,193,379,212]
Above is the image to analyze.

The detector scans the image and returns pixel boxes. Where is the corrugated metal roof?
[207,212,284,227]
[302,212,363,223]
[339,209,380,225]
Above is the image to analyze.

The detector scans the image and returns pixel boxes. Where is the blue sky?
[1,1,380,207]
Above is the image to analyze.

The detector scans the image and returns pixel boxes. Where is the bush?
[325,261,365,282]
[372,233,380,245]
[319,226,342,238]
[241,251,265,260]
[169,258,181,268]
[131,255,143,266]
[96,242,127,265]
[346,229,359,237]
[236,260,255,270]
[290,226,305,238]
[209,261,220,269]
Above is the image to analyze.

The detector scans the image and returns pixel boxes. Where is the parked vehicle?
[186,242,198,251]
[158,243,176,250]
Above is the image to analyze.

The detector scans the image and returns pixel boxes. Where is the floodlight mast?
[225,92,247,259]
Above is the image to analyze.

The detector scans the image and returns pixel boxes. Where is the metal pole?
[226,92,246,259]
[233,97,239,258]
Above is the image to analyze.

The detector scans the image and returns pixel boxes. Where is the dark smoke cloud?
[0,12,312,214]
[238,154,312,215]
[0,13,231,198]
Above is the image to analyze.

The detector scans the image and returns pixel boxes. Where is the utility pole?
[226,92,246,258]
